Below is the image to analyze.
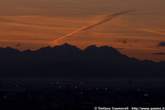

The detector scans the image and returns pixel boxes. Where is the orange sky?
[0,0,165,61]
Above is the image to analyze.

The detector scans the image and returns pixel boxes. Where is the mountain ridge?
[0,43,164,78]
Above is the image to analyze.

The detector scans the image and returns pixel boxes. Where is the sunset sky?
[0,0,165,61]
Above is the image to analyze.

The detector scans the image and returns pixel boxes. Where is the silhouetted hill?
[0,43,164,78]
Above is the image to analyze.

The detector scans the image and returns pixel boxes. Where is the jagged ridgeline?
[0,43,164,78]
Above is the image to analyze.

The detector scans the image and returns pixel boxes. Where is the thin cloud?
[153,52,165,55]
[139,28,165,36]
[51,10,135,45]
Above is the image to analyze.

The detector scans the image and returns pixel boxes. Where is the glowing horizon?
[0,0,164,61]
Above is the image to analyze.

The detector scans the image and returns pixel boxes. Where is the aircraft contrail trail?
[51,10,135,45]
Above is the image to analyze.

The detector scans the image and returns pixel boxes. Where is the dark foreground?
[0,44,164,110]
[0,79,165,110]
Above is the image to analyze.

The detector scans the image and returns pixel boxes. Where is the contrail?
[51,10,134,45]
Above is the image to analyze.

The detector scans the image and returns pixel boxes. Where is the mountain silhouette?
[158,42,165,47]
[0,43,164,78]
